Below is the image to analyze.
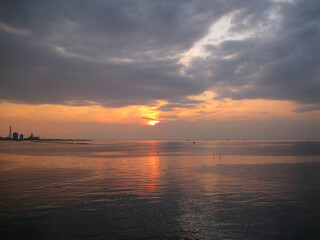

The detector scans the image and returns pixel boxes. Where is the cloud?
[1,0,226,107]
[0,22,30,35]
[141,117,154,120]
[293,104,320,113]
[0,0,319,110]
[157,99,204,112]
[186,0,320,105]
[0,32,203,107]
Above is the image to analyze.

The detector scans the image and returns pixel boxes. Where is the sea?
[0,140,319,240]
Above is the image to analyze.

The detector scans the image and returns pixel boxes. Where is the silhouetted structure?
[13,132,19,141]
[25,133,40,140]
[27,133,34,140]
[1,126,42,141]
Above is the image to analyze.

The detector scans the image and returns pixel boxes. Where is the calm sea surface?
[0,140,319,239]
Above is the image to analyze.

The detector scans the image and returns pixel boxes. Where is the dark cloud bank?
[0,0,319,110]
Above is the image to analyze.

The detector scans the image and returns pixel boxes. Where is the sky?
[0,0,319,140]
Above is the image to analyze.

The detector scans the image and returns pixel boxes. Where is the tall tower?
[9,126,12,138]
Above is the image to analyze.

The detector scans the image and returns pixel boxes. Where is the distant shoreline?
[0,138,92,142]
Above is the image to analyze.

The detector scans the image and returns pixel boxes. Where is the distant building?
[13,132,19,141]
[25,133,40,140]
[27,133,34,140]
[20,134,24,141]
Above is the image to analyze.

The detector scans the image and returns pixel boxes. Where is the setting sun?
[148,120,159,126]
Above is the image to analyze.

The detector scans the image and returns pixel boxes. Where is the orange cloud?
[156,91,301,122]
[0,92,313,136]
[0,101,162,126]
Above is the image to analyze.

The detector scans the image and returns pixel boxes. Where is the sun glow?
[148,120,159,126]
[0,96,311,138]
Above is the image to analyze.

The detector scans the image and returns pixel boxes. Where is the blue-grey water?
[0,140,319,239]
